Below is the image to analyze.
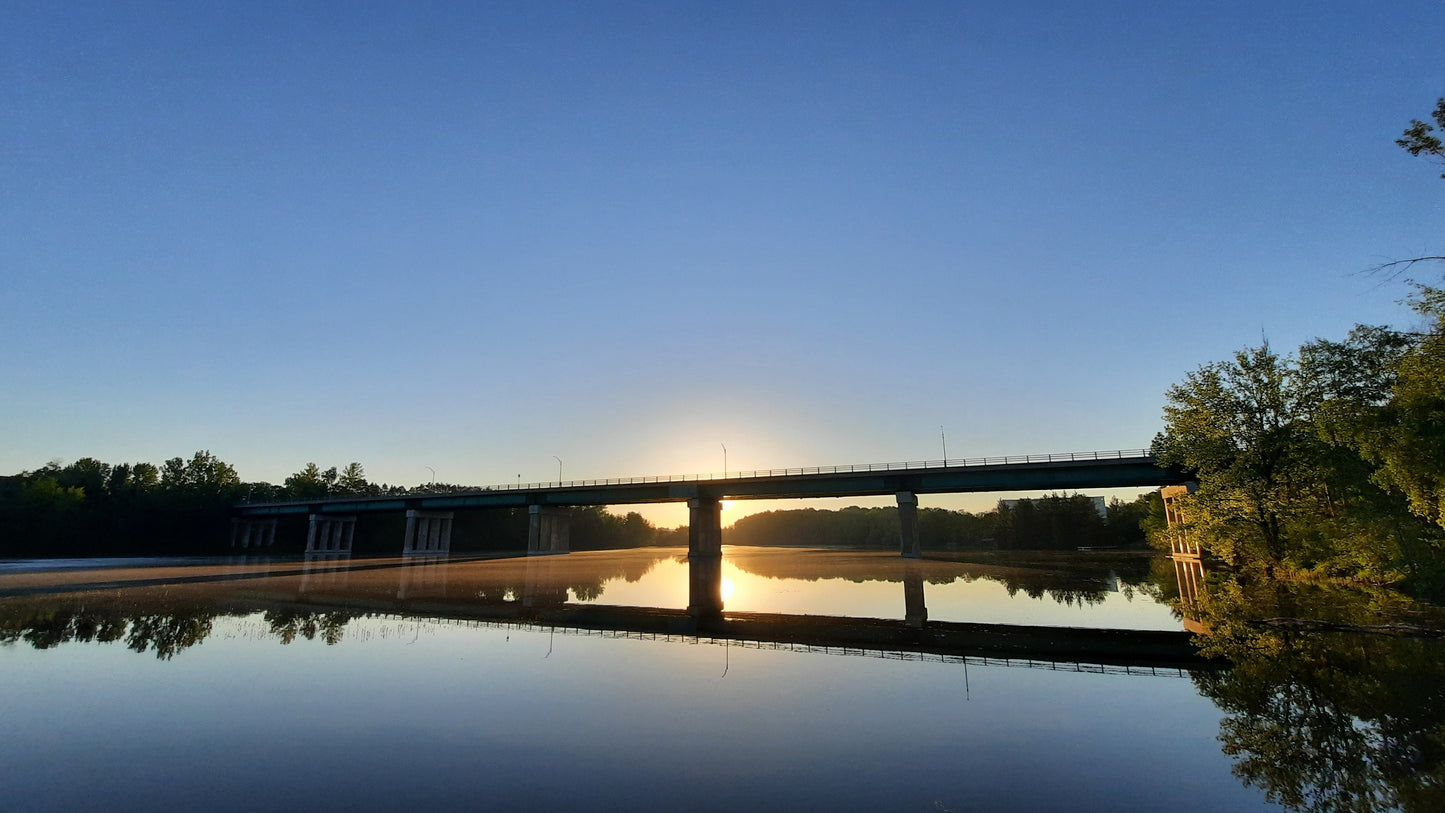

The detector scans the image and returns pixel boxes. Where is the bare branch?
[1360,256,1445,281]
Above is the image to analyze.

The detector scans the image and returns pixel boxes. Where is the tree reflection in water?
[1,603,217,660]
[724,547,1166,609]
[1183,576,1445,811]
[0,601,358,658]
[264,609,355,645]
[0,550,678,657]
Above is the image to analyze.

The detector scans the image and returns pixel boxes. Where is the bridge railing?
[488,448,1153,493]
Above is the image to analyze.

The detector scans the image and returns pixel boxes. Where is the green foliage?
[566,506,665,550]
[0,450,247,556]
[1353,289,1445,531]
[1106,491,1165,546]
[336,462,369,495]
[726,499,1151,551]
[1153,344,1325,567]
[159,450,241,498]
[995,494,1110,549]
[1398,97,1445,178]
[1155,308,1445,581]
[727,506,902,549]
[284,462,334,499]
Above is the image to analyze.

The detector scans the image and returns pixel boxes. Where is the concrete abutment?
[230,517,278,550]
[404,510,453,554]
[306,515,356,554]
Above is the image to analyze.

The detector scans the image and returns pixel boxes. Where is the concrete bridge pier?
[404,510,453,554]
[528,506,571,555]
[230,517,277,550]
[688,497,724,619]
[897,491,921,558]
[307,515,355,554]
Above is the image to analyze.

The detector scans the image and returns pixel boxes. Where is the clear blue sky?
[3,2,1442,523]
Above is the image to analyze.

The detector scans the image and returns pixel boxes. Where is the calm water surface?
[3,546,1436,811]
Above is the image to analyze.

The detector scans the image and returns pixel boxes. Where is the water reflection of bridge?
[278,552,1213,669]
[370,614,1201,678]
[0,550,1215,670]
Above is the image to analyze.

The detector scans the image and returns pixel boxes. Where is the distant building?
[998,495,1108,519]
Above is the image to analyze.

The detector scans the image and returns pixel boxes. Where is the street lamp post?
[553,456,563,486]
[721,443,727,477]
[940,426,947,465]
[425,465,436,485]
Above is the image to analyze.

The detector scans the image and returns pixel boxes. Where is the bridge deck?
[237,451,1188,516]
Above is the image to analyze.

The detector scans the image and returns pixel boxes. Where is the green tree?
[159,450,240,498]
[336,462,370,496]
[284,462,332,499]
[59,457,111,498]
[1398,97,1445,178]
[1355,289,1445,530]
[1153,344,1323,568]
[130,462,160,491]
[1106,491,1164,547]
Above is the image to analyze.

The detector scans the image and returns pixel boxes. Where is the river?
[3,546,1440,811]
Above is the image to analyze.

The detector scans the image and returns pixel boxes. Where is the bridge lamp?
[553,456,563,486]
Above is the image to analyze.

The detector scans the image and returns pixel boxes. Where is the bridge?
[233,448,1189,608]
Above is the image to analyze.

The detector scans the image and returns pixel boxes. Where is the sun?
[719,577,736,601]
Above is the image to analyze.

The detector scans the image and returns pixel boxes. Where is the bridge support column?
[897,491,921,558]
[527,507,570,555]
[404,510,453,554]
[688,497,723,619]
[230,518,277,550]
[307,515,355,554]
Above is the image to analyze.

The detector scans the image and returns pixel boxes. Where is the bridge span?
[233,449,1190,595]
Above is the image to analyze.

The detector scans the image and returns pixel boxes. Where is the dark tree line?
[725,492,1163,551]
[0,451,249,556]
[0,453,679,557]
